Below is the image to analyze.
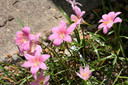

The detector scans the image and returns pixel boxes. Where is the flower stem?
[85,80,87,85]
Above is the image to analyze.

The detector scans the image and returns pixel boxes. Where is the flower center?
[82,72,89,77]
[57,31,66,39]
[18,34,28,44]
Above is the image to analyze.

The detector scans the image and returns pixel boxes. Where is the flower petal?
[39,62,47,70]
[30,81,39,85]
[59,20,67,32]
[35,45,42,53]
[24,53,34,61]
[66,23,76,34]
[53,38,63,46]
[22,27,30,35]
[84,65,89,73]
[114,17,122,23]
[31,66,39,75]
[102,14,108,20]
[23,41,30,51]
[48,33,59,40]
[44,75,50,84]
[52,27,59,33]
[22,61,34,67]
[34,33,41,43]
[19,44,24,55]
[99,19,103,23]
[75,72,85,80]
[71,14,78,22]
[103,26,108,34]
[79,11,85,18]
[98,23,104,29]
[40,54,50,62]
[16,31,23,38]
[28,34,35,41]
[80,66,84,75]
[107,22,113,28]
[63,35,72,42]
[74,6,81,17]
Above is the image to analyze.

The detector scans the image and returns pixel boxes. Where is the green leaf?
[17,18,24,27]
[112,69,123,85]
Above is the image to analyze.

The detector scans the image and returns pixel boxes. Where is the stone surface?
[0,0,100,62]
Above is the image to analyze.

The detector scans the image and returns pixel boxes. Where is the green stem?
[85,80,88,85]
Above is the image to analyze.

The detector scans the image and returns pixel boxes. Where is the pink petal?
[30,81,39,85]
[74,6,81,17]
[38,70,44,78]
[52,27,59,33]
[19,44,24,55]
[16,31,23,38]
[34,33,41,43]
[35,45,42,53]
[24,53,34,61]
[107,22,113,28]
[114,17,122,23]
[35,49,41,59]
[22,27,30,35]
[59,20,67,32]
[39,62,47,70]
[66,23,76,34]
[40,54,50,62]
[103,26,108,34]
[84,65,89,73]
[71,14,78,22]
[53,38,63,46]
[44,81,49,85]
[23,41,30,51]
[31,66,39,75]
[75,72,85,80]
[80,66,84,75]
[79,11,85,18]
[48,33,59,40]
[102,14,108,20]
[63,35,72,42]
[99,19,103,23]
[115,12,121,16]
[76,19,82,25]
[44,75,50,84]
[98,23,105,29]
[22,61,34,67]
[28,34,35,41]
[88,71,92,79]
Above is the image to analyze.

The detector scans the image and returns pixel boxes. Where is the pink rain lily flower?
[15,27,35,54]
[66,0,82,8]
[49,20,76,46]
[30,70,50,85]
[22,48,50,75]
[28,33,41,55]
[98,11,122,34]
[76,65,92,80]
[71,6,85,25]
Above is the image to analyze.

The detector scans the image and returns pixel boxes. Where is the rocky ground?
[0,0,100,63]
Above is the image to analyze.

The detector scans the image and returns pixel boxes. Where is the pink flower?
[22,47,50,75]
[98,11,122,34]
[49,20,76,46]
[66,0,82,8]
[28,33,41,55]
[76,65,92,80]
[15,27,35,54]
[30,70,50,85]
[71,6,85,25]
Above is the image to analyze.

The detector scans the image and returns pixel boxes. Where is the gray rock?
[12,54,19,61]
